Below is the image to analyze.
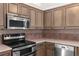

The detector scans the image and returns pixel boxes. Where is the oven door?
[20,46,36,56]
[12,45,36,56]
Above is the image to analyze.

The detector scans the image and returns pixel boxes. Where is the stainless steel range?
[2,33,36,56]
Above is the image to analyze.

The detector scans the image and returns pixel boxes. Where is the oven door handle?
[13,44,36,51]
[21,51,36,56]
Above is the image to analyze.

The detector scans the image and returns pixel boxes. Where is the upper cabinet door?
[30,9,36,28]
[53,8,65,29]
[18,4,30,18]
[44,11,52,29]
[30,9,44,29]
[36,10,43,29]
[0,4,3,26]
[8,3,18,14]
[66,4,79,28]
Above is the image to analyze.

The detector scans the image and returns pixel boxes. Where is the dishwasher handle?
[62,46,66,49]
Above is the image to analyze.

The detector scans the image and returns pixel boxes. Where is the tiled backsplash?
[26,29,79,41]
[44,29,79,41]
[26,33,43,39]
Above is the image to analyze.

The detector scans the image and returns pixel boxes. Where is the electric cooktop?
[3,40,36,48]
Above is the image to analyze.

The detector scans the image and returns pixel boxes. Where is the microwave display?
[9,20,25,27]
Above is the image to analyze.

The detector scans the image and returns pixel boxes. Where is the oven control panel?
[2,33,25,40]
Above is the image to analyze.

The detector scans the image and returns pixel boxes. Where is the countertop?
[27,39,79,47]
[0,38,79,53]
[0,44,12,52]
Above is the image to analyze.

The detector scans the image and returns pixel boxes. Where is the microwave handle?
[27,20,30,28]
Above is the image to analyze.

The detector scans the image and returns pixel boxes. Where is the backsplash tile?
[26,33,43,39]
[26,29,43,39]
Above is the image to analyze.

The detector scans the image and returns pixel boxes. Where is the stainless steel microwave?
[6,13,30,29]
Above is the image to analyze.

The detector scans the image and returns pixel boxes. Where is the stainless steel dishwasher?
[54,44,74,56]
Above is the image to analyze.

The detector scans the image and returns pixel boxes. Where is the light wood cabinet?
[65,4,79,29]
[36,42,46,56]
[44,8,64,29]
[0,50,11,56]
[30,9,44,29]
[51,11,54,28]
[36,10,44,29]
[75,47,79,56]
[30,9,36,28]
[8,3,18,14]
[53,8,65,29]
[46,42,54,56]
[8,3,30,18]
[44,10,52,29]
[0,3,6,29]
[36,42,54,56]
[18,4,30,18]
[0,3,4,26]
[44,4,79,29]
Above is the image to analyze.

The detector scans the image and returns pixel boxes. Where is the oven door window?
[20,47,32,56]
[9,20,25,27]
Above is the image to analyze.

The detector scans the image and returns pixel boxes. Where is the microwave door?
[8,20,25,29]
[7,13,28,29]
[7,17,26,29]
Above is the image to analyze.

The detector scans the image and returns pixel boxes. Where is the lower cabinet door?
[36,43,46,56]
[75,47,79,56]
[46,42,54,56]
[46,48,54,56]
[36,42,54,56]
